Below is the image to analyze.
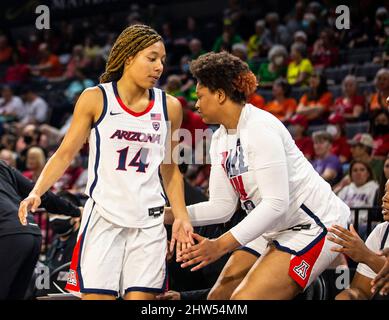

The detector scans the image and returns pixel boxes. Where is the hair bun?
[233,71,258,98]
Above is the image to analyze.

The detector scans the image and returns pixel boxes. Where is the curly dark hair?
[190,51,258,104]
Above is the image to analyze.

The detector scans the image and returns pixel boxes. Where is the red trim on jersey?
[288,236,325,289]
[115,89,155,117]
[235,175,248,200]
[65,234,83,293]
[221,151,249,200]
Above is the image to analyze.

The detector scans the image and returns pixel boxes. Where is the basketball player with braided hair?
[18,25,194,300]
[167,51,350,299]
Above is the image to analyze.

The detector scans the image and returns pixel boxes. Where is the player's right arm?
[18,87,102,225]
[165,132,239,226]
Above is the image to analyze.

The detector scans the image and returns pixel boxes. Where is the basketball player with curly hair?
[18,25,193,300]
[168,51,351,299]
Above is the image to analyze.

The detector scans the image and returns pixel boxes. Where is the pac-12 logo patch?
[152,122,160,131]
[293,260,310,280]
[67,269,77,286]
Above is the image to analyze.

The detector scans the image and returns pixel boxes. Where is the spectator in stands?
[83,36,101,61]
[262,12,290,48]
[337,160,379,237]
[285,1,305,35]
[0,85,24,122]
[374,7,388,47]
[20,86,48,125]
[369,68,389,111]
[30,43,62,80]
[310,28,339,69]
[39,91,81,146]
[288,114,314,160]
[293,30,308,45]
[178,16,204,45]
[296,71,332,123]
[247,19,269,59]
[302,12,319,46]
[22,146,46,182]
[312,130,343,186]
[25,33,39,64]
[212,19,243,53]
[188,38,205,60]
[0,149,17,168]
[15,125,42,167]
[346,15,373,49]
[231,43,257,73]
[1,132,17,154]
[64,69,94,103]
[165,74,184,98]
[100,33,115,62]
[370,109,389,159]
[247,91,265,109]
[63,45,91,80]
[328,210,388,300]
[287,42,313,86]
[346,133,385,188]
[382,20,389,66]
[179,55,197,103]
[257,45,288,88]
[0,35,13,65]
[331,75,365,122]
[3,51,30,86]
[263,78,297,122]
[327,113,351,164]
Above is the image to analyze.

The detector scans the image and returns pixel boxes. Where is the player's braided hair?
[190,51,258,104]
[99,24,162,83]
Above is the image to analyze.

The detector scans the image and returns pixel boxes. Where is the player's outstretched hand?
[170,218,194,260]
[371,248,389,296]
[18,193,41,225]
[327,224,369,263]
[178,233,223,272]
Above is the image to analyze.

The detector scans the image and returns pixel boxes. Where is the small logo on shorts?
[293,260,310,280]
[67,270,77,286]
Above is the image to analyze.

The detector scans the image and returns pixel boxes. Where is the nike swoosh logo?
[110,111,123,116]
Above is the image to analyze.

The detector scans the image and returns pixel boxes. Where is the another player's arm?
[327,224,386,274]
[160,94,194,251]
[164,134,239,226]
[18,87,101,225]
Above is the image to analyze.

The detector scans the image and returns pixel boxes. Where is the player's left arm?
[160,94,194,255]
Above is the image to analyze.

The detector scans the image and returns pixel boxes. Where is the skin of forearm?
[363,251,386,274]
[31,150,74,196]
[217,232,241,255]
[161,164,188,219]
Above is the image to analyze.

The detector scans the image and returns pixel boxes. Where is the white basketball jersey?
[85,81,168,228]
[211,104,349,231]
